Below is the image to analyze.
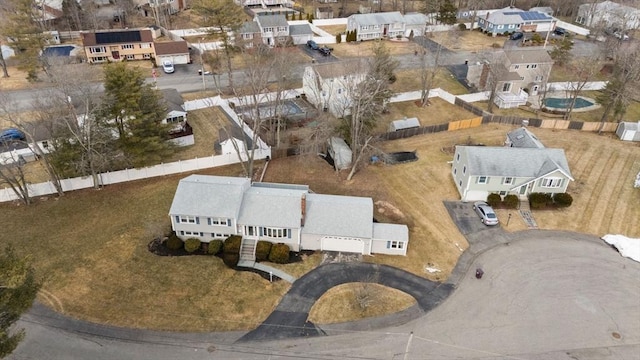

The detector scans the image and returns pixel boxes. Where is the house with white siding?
[346,11,407,41]
[169,175,409,256]
[576,1,640,30]
[302,59,368,117]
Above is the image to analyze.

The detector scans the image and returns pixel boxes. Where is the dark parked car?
[0,128,26,143]
[510,32,524,40]
[553,27,568,36]
[318,47,331,56]
[306,40,319,50]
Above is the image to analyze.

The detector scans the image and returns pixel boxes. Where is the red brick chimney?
[300,193,306,227]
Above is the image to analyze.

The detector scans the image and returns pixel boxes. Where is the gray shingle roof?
[458,146,573,180]
[238,186,308,228]
[169,175,250,218]
[256,14,288,28]
[505,49,553,64]
[160,88,185,113]
[349,11,405,26]
[507,127,545,148]
[312,58,367,79]
[302,193,373,239]
[289,23,312,36]
[404,12,428,25]
[240,21,261,34]
[373,223,408,241]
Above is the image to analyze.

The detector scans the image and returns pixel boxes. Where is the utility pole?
[199,38,206,91]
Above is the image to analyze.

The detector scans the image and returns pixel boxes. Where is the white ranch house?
[169,175,409,256]
[451,127,573,201]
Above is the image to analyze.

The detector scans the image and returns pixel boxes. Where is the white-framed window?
[92,56,107,62]
[90,46,106,53]
[477,176,488,184]
[263,27,273,33]
[386,240,404,249]
[499,191,507,196]
[514,65,520,70]
[179,215,197,224]
[180,231,203,237]
[245,226,257,236]
[143,54,151,59]
[211,233,230,238]
[166,115,185,123]
[454,168,457,175]
[502,177,514,185]
[502,83,511,92]
[531,64,537,69]
[125,54,135,60]
[122,44,134,50]
[456,153,460,162]
[140,43,151,48]
[41,140,49,149]
[541,178,563,188]
[535,75,543,81]
[459,180,462,187]
[209,217,230,226]
[262,227,289,238]
[338,89,342,94]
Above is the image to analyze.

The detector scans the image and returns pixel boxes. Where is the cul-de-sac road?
[10,228,640,360]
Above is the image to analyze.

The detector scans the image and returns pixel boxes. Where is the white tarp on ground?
[602,234,640,263]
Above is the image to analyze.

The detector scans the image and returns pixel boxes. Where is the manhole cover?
[612,332,621,339]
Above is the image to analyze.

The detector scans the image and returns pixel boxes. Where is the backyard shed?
[616,121,640,142]
[328,137,352,170]
[389,117,420,132]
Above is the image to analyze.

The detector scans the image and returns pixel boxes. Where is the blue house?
[477,8,554,35]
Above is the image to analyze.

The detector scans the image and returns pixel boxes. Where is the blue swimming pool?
[544,97,595,109]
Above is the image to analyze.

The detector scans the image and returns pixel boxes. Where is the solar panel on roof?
[95,31,142,44]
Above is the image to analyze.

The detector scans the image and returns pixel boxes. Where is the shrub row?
[529,192,573,209]
[164,233,291,267]
[486,193,519,209]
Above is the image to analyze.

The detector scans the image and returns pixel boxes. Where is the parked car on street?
[306,40,319,50]
[0,128,26,143]
[510,32,524,40]
[473,201,499,226]
[162,60,174,74]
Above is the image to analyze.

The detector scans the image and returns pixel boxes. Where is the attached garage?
[154,41,191,66]
[321,236,364,253]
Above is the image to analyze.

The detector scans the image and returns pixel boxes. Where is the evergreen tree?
[100,63,174,168]
[0,246,41,358]
[437,0,458,25]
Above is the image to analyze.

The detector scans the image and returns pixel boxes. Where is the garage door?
[321,236,364,254]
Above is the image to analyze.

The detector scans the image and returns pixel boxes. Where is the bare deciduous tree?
[561,57,601,120]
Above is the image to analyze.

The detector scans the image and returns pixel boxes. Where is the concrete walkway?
[237,260,297,283]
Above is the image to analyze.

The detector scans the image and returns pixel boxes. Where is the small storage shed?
[328,137,352,170]
[389,117,420,132]
[616,121,640,142]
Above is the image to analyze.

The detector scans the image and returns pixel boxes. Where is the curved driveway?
[239,262,452,342]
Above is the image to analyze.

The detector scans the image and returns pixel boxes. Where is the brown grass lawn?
[331,39,417,58]
[308,283,416,324]
[392,68,469,96]
[1,125,638,330]
[432,30,506,52]
[379,97,477,133]
[317,25,346,36]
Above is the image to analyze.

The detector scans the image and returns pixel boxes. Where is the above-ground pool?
[240,100,304,119]
[544,97,595,109]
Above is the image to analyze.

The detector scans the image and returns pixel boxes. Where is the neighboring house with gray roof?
[404,12,429,37]
[506,126,545,148]
[467,48,553,108]
[347,11,407,41]
[477,7,555,35]
[302,59,368,117]
[451,144,574,201]
[238,21,263,48]
[255,14,290,46]
[169,175,409,256]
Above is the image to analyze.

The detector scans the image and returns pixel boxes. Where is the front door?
[111,51,120,60]
[519,185,527,195]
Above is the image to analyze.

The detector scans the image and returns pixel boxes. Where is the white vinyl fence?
[0,99,272,203]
